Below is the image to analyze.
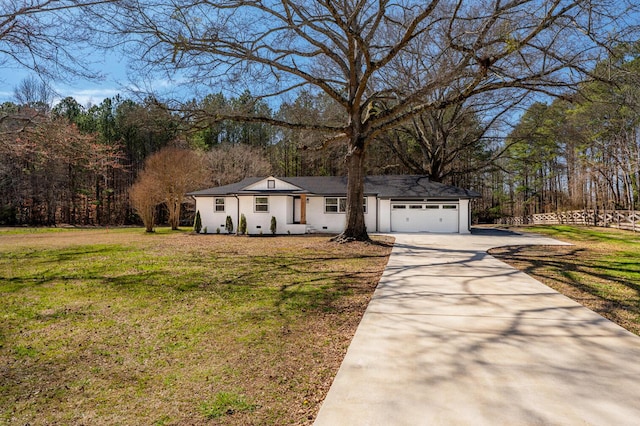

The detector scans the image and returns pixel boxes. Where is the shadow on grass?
[2,241,390,319]
[0,234,393,425]
[492,245,640,293]
[0,245,172,294]
[489,244,640,334]
[212,252,388,313]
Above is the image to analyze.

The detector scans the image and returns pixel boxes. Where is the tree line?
[0,85,407,226]
[0,77,504,227]
[4,47,640,228]
[478,47,640,222]
[0,88,269,226]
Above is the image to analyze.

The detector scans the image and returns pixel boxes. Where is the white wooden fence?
[496,210,640,231]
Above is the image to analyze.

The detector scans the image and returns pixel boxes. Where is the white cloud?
[0,90,13,102]
[0,83,121,107]
[54,87,121,108]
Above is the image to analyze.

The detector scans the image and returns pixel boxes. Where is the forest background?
[2,50,640,228]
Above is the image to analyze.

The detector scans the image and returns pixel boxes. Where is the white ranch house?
[189,175,479,234]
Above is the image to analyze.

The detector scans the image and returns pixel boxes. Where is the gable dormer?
[242,176,303,191]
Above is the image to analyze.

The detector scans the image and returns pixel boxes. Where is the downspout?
[376,196,379,232]
[191,195,197,228]
[235,194,239,235]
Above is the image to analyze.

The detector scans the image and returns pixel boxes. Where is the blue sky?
[0,48,189,107]
[0,50,128,107]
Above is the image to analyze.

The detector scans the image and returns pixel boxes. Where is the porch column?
[300,194,307,224]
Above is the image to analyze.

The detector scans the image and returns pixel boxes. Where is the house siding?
[244,177,300,191]
[306,196,344,233]
[200,195,303,235]
[459,199,471,234]
[378,199,392,232]
[194,196,239,233]
[304,195,377,233]
[241,195,288,234]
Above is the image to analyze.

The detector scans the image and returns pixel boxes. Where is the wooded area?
[0,91,274,226]
[1,1,639,231]
[3,46,640,228]
[479,47,640,223]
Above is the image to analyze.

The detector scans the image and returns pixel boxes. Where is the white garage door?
[391,203,459,233]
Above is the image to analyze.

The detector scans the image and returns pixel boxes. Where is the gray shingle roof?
[188,175,480,199]
[188,177,263,196]
[363,175,480,198]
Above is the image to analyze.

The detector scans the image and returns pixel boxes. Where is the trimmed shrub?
[239,214,247,235]
[270,216,277,235]
[226,215,234,234]
[194,210,202,233]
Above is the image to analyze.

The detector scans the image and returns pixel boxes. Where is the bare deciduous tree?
[129,171,162,232]
[142,146,207,230]
[13,76,55,111]
[380,90,524,184]
[205,143,272,187]
[0,107,123,225]
[109,0,638,240]
[1,0,118,80]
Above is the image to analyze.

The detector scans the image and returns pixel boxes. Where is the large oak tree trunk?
[334,137,369,242]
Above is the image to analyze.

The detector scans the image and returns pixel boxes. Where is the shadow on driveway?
[315,231,640,425]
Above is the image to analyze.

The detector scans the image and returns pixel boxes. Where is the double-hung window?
[325,197,367,213]
[255,196,269,212]
[325,197,340,213]
[214,198,225,212]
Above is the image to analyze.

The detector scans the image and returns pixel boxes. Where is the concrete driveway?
[314,229,640,425]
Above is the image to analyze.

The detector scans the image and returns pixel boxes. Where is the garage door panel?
[391,203,458,233]
[436,211,458,232]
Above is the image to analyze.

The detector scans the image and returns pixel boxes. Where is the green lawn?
[490,225,640,335]
[0,228,392,425]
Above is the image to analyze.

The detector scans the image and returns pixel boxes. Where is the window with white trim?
[325,197,367,213]
[255,196,269,212]
[214,198,225,212]
[325,197,339,213]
